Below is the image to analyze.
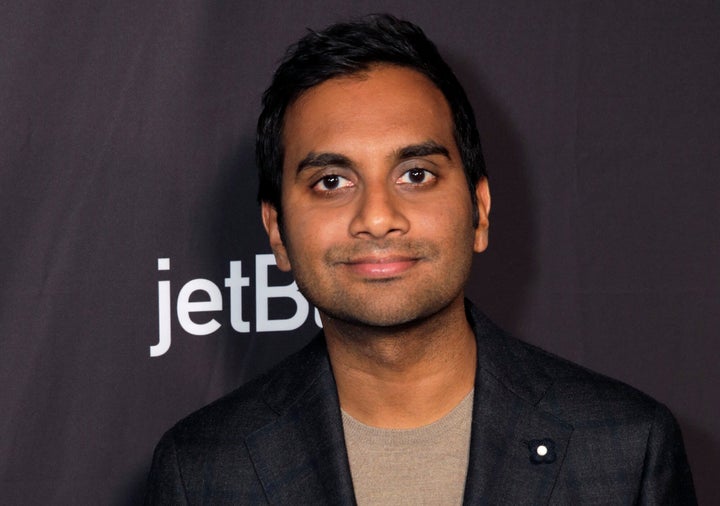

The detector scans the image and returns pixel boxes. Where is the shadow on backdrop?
[681,417,719,503]
[448,55,535,331]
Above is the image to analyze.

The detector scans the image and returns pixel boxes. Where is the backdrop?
[1,1,718,503]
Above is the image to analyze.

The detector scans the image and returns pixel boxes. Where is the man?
[145,15,695,504]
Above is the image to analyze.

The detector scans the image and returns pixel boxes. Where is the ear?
[473,177,491,253]
[261,202,292,272]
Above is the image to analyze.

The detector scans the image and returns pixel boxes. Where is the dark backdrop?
[1,1,718,503]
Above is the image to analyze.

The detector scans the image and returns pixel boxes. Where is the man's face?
[262,65,490,328]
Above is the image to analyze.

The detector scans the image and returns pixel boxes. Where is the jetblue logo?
[151,255,321,357]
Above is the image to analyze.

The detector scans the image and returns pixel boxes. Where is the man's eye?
[398,168,435,185]
[313,174,353,191]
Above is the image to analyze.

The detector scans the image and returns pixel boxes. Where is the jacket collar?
[246,302,573,504]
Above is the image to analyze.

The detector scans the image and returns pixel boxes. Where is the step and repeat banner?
[2,1,718,503]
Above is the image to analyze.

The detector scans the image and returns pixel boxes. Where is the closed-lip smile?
[342,255,420,278]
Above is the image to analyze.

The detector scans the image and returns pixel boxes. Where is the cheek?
[415,193,474,236]
[283,207,347,257]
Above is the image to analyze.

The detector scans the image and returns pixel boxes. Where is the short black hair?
[256,14,487,226]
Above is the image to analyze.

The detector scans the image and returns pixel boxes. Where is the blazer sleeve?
[637,403,697,505]
[144,431,190,505]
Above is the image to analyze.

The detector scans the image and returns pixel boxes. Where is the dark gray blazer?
[145,303,696,505]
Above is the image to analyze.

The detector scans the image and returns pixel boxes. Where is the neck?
[323,296,476,429]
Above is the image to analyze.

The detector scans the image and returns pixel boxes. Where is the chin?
[319,293,460,331]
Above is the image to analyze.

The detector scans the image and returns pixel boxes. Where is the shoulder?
[468,301,677,431]
[145,336,331,503]
[160,334,329,449]
[522,337,662,424]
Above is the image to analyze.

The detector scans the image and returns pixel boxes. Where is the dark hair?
[256,14,487,226]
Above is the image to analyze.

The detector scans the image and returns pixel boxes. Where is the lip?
[342,255,419,278]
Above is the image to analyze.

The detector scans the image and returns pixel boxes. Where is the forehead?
[281,65,457,163]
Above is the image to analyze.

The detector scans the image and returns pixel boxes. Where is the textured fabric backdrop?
[1,1,718,503]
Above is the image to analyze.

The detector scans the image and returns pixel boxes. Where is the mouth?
[342,255,420,278]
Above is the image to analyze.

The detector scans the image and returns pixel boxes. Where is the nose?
[348,183,410,239]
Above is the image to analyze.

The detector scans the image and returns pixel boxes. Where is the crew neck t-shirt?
[341,390,474,505]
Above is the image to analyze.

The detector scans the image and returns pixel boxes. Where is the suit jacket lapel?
[463,304,574,505]
[245,337,356,505]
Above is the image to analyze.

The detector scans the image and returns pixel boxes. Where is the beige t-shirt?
[341,390,474,505]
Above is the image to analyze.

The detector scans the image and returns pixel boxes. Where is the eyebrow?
[296,152,354,173]
[396,140,450,161]
[295,140,451,174]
